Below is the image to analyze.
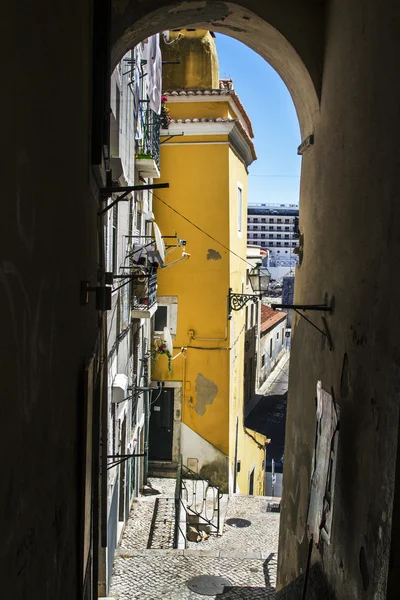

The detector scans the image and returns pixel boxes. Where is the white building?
[100,35,163,596]
[258,305,287,389]
[247,203,299,270]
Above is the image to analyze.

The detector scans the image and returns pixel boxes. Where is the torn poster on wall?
[307,381,339,545]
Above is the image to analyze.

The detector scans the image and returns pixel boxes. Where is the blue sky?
[215,34,301,206]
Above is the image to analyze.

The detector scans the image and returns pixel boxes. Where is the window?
[261,355,265,367]
[261,226,266,230]
[285,234,289,238]
[277,218,282,223]
[277,332,279,340]
[285,218,290,223]
[277,242,281,246]
[261,234,265,238]
[153,296,178,335]
[254,226,258,230]
[285,226,290,230]
[254,233,258,238]
[269,338,273,357]
[292,242,297,246]
[269,218,274,223]
[261,218,266,222]
[277,234,282,238]
[277,226,282,230]
[253,217,259,222]
[284,242,289,246]
[282,328,285,343]
[154,305,168,331]
[237,185,243,232]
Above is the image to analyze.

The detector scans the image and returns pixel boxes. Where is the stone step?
[148,461,178,478]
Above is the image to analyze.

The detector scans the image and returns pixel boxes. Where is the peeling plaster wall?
[194,372,219,416]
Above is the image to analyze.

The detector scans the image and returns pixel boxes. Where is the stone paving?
[110,478,280,600]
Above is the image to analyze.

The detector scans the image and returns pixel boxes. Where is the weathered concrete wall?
[0,0,99,596]
[278,1,400,598]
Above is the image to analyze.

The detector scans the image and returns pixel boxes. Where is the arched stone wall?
[111,0,324,138]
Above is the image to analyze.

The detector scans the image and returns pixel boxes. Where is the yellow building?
[150,30,266,494]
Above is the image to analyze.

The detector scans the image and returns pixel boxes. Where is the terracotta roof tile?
[260,305,287,334]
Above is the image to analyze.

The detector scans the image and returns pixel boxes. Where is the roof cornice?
[164,119,256,167]
[163,89,254,138]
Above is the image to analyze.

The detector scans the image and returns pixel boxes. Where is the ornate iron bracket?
[228,287,259,317]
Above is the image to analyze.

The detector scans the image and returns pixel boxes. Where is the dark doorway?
[249,468,255,495]
[149,388,174,461]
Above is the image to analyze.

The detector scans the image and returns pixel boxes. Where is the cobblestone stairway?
[110,477,279,600]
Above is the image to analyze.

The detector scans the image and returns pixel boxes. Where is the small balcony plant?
[151,338,172,372]
[160,95,171,129]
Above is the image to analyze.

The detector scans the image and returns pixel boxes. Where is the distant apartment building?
[247,203,299,266]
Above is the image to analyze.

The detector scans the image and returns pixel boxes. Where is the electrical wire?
[150,190,257,270]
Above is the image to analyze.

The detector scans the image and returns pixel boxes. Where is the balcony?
[136,107,161,179]
[131,272,158,319]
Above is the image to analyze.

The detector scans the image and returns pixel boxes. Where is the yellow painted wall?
[152,141,231,454]
[152,89,266,493]
[227,147,267,495]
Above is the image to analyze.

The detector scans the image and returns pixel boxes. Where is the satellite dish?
[153,222,166,264]
[163,327,173,355]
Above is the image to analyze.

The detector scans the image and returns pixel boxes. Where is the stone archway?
[110,0,324,595]
[111,0,324,139]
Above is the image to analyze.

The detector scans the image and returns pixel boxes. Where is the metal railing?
[137,106,161,169]
[174,456,222,549]
[132,272,157,309]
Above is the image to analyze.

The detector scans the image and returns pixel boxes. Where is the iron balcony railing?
[131,272,157,310]
[174,455,222,549]
[137,106,161,169]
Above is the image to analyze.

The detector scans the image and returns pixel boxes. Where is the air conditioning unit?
[111,373,129,404]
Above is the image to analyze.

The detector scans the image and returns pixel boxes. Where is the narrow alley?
[110,478,280,600]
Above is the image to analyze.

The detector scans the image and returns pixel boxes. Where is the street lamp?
[228,264,271,317]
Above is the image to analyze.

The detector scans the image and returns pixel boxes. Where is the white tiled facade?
[247,204,299,265]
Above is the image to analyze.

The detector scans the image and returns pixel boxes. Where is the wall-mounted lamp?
[228,264,271,317]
